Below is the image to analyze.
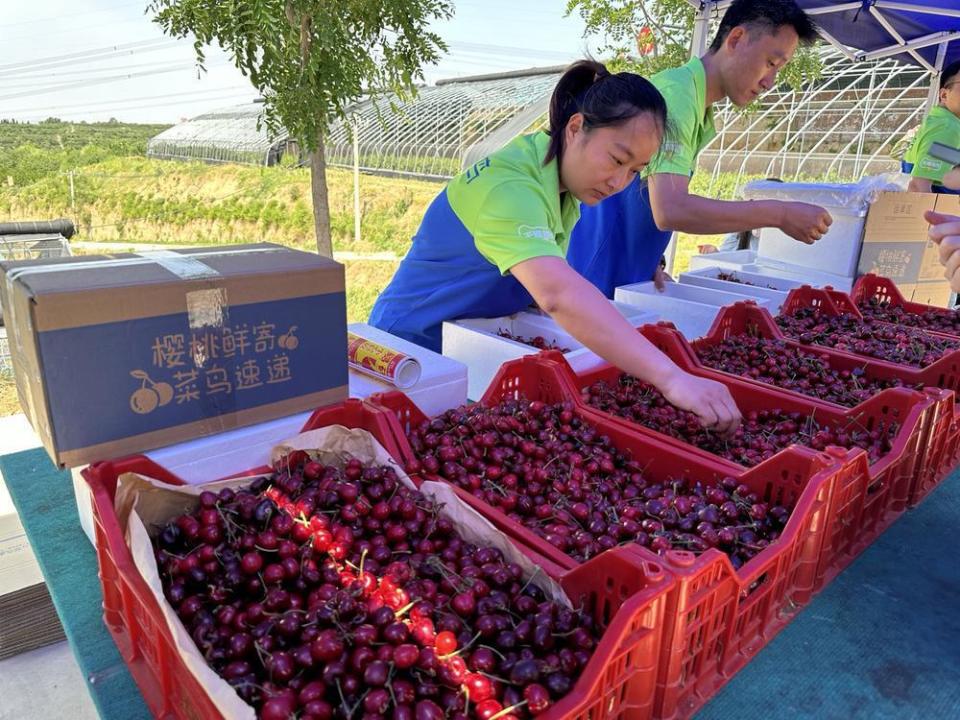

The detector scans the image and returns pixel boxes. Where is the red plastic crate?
[780,286,960,383]
[370,385,845,720]
[677,303,956,507]
[568,330,922,517]
[778,288,960,485]
[82,403,675,720]
[852,273,960,339]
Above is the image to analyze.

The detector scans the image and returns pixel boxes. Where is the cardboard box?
[0,513,64,659]
[0,244,348,467]
[857,191,955,307]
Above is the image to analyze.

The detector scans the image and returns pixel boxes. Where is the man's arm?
[648,173,832,245]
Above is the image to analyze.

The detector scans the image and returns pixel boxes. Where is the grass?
[0,374,19,417]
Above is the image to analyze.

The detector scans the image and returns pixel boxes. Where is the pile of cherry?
[154,452,599,719]
[497,330,571,353]
[776,307,960,368]
[404,399,792,569]
[694,334,914,407]
[716,271,778,289]
[857,298,960,336]
[583,374,896,467]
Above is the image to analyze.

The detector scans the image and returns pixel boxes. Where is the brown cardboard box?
[0,244,348,467]
[0,513,64,659]
[857,191,955,307]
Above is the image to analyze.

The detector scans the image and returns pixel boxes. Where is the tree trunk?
[310,130,333,257]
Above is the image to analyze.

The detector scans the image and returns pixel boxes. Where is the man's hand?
[698,244,719,254]
[653,265,674,291]
[778,201,833,244]
[925,210,960,293]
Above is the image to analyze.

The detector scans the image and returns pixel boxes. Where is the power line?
[0,63,204,102]
[7,93,257,121]
[3,85,251,116]
[0,58,192,82]
[0,38,179,75]
[0,62,199,91]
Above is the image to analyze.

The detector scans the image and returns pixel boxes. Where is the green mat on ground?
[0,449,150,720]
[696,466,960,719]
[2,446,958,720]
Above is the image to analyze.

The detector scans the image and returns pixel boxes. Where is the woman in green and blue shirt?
[370,60,741,432]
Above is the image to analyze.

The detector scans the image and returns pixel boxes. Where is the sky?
[0,1,599,125]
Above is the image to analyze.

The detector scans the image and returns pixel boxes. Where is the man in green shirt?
[904,60,960,194]
[568,0,834,297]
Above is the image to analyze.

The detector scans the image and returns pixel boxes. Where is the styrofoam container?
[348,322,467,418]
[744,181,870,279]
[687,249,757,272]
[443,305,659,400]
[522,301,659,327]
[740,261,855,292]
[515,307,660,375]
[72,466,95,544]
[614,281,774,340]
[72,410,313,544]
[679,267,791,312]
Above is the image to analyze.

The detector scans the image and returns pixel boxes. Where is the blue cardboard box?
[0,244,348,467]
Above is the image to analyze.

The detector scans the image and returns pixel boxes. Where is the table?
[2,447,958,720]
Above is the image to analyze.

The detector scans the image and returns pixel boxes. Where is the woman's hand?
[658,367,742,435]
[510,256,743,434]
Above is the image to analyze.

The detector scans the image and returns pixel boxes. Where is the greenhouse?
[147,49,935,185]
[146,101,295,166]
[324,67,563,180]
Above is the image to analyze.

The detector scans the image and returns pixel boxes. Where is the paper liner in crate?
[116,424,569,720]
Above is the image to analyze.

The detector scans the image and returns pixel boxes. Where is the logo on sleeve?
[518,225,553,240]
[465,158,491,183]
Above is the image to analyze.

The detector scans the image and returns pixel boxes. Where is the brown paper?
[117,425,570,717]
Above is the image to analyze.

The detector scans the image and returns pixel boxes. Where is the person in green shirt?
[371,60,741,432]
[903,60,960,194]
[568,0,834,298]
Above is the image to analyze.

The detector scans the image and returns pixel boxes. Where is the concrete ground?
[0,414,98,720]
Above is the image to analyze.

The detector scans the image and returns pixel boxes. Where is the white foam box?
[679,267,793,313]
[347,322,468,418]
[745,182,869,279]
[443,305,658,401]
[521,301,658,328]
[740,262,855,292]
[687,249,758,272]
[614,282,774,340]
[72,411,313,545]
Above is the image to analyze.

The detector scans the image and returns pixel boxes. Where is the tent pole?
[667,3,715,275]
[925,42,949,113]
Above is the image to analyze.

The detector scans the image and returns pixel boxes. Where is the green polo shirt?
[904,105,960,182]
[646,57,718,178]
[447,131,581,275]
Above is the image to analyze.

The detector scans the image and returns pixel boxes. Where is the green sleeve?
[649,89,699,177]
[910,121,960,182]
[470,182,565,275]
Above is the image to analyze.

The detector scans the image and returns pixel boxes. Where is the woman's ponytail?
[545,59,667,165]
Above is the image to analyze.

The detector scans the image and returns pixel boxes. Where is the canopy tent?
[687,0,960,110]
